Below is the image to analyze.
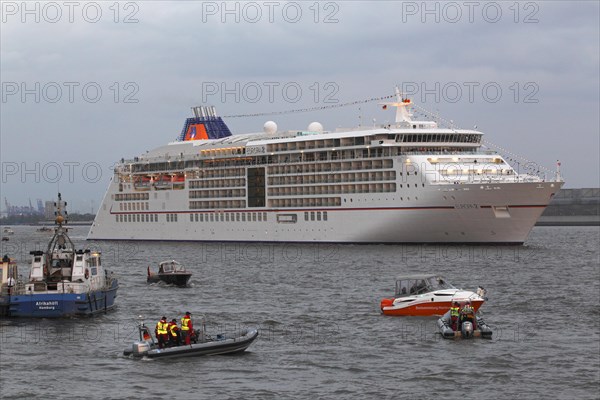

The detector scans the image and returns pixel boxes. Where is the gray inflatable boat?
[123,318,258,359]
[437,310,492,339]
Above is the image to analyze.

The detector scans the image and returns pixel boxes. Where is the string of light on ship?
[221,93,459,129]
[220,94,550,175]
[220,94,397,118]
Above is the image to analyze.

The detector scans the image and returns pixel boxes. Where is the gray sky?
[1,1,599,212]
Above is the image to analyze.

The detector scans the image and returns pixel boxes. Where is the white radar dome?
[263,121,277,135]
[308,122,323,133]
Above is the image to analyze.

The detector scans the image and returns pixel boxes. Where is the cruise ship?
[88,91,563,244]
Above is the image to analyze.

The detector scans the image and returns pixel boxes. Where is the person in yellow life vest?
[459,300,477,330]
[155,316,169,349]
[450,301,460,331]
[168,318,180,346]
[181,312,193,345]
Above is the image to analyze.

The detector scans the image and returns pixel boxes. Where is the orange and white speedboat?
[380,274,486,316]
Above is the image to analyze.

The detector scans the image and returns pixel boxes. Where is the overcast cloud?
[1,1,598,212]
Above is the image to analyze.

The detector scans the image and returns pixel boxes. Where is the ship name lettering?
[455,204,479,209]
[246,146,266,155]
[35,301,59,306]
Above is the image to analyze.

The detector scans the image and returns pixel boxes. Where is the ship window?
[190,214,194,222]
[304,212,309,221]
[263,212,267,221]
[252,213,257,221]
[220,213,224,222]
[311,212,315,221]
[258,213,262,222]
[116,215,119,222]
[242,213,246,222]
[195,214,198,222]
[323,211,328,221]
[226,213,230,222]
[316,211,321,221]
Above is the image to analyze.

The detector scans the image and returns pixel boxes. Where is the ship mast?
[46,193,74,258]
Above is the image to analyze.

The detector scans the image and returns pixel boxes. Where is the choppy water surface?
[1,226,599,399]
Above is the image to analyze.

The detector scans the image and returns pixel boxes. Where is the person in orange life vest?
[181,312,193,345]
[155,316,169,349]
[450,301,460,331]
[168,318,180,346]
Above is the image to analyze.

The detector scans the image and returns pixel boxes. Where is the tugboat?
[147,260,192,287]
[123,315,258,359]
[5,194,119,317]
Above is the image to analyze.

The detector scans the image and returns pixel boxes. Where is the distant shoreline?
[535,216,599,226]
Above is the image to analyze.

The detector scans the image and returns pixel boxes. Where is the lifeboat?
[380,274,486,316]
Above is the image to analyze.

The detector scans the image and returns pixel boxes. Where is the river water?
[0,226,598,399]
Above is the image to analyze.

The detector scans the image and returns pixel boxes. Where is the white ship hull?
[88,172,561,244]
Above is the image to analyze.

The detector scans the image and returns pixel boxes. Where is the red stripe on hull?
[381,299,484,316]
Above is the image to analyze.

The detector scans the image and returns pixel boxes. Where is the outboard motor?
[132,341,150,356]
[461,321,474,338]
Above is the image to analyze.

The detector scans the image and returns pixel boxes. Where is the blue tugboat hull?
[6,281,118,318]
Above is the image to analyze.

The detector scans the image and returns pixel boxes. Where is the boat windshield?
[160,261,184,273]
[395,276,455,296]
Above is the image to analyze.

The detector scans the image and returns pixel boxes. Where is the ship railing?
[1,281,26,296]
[431,175,545,185]
[123,150,500,174]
